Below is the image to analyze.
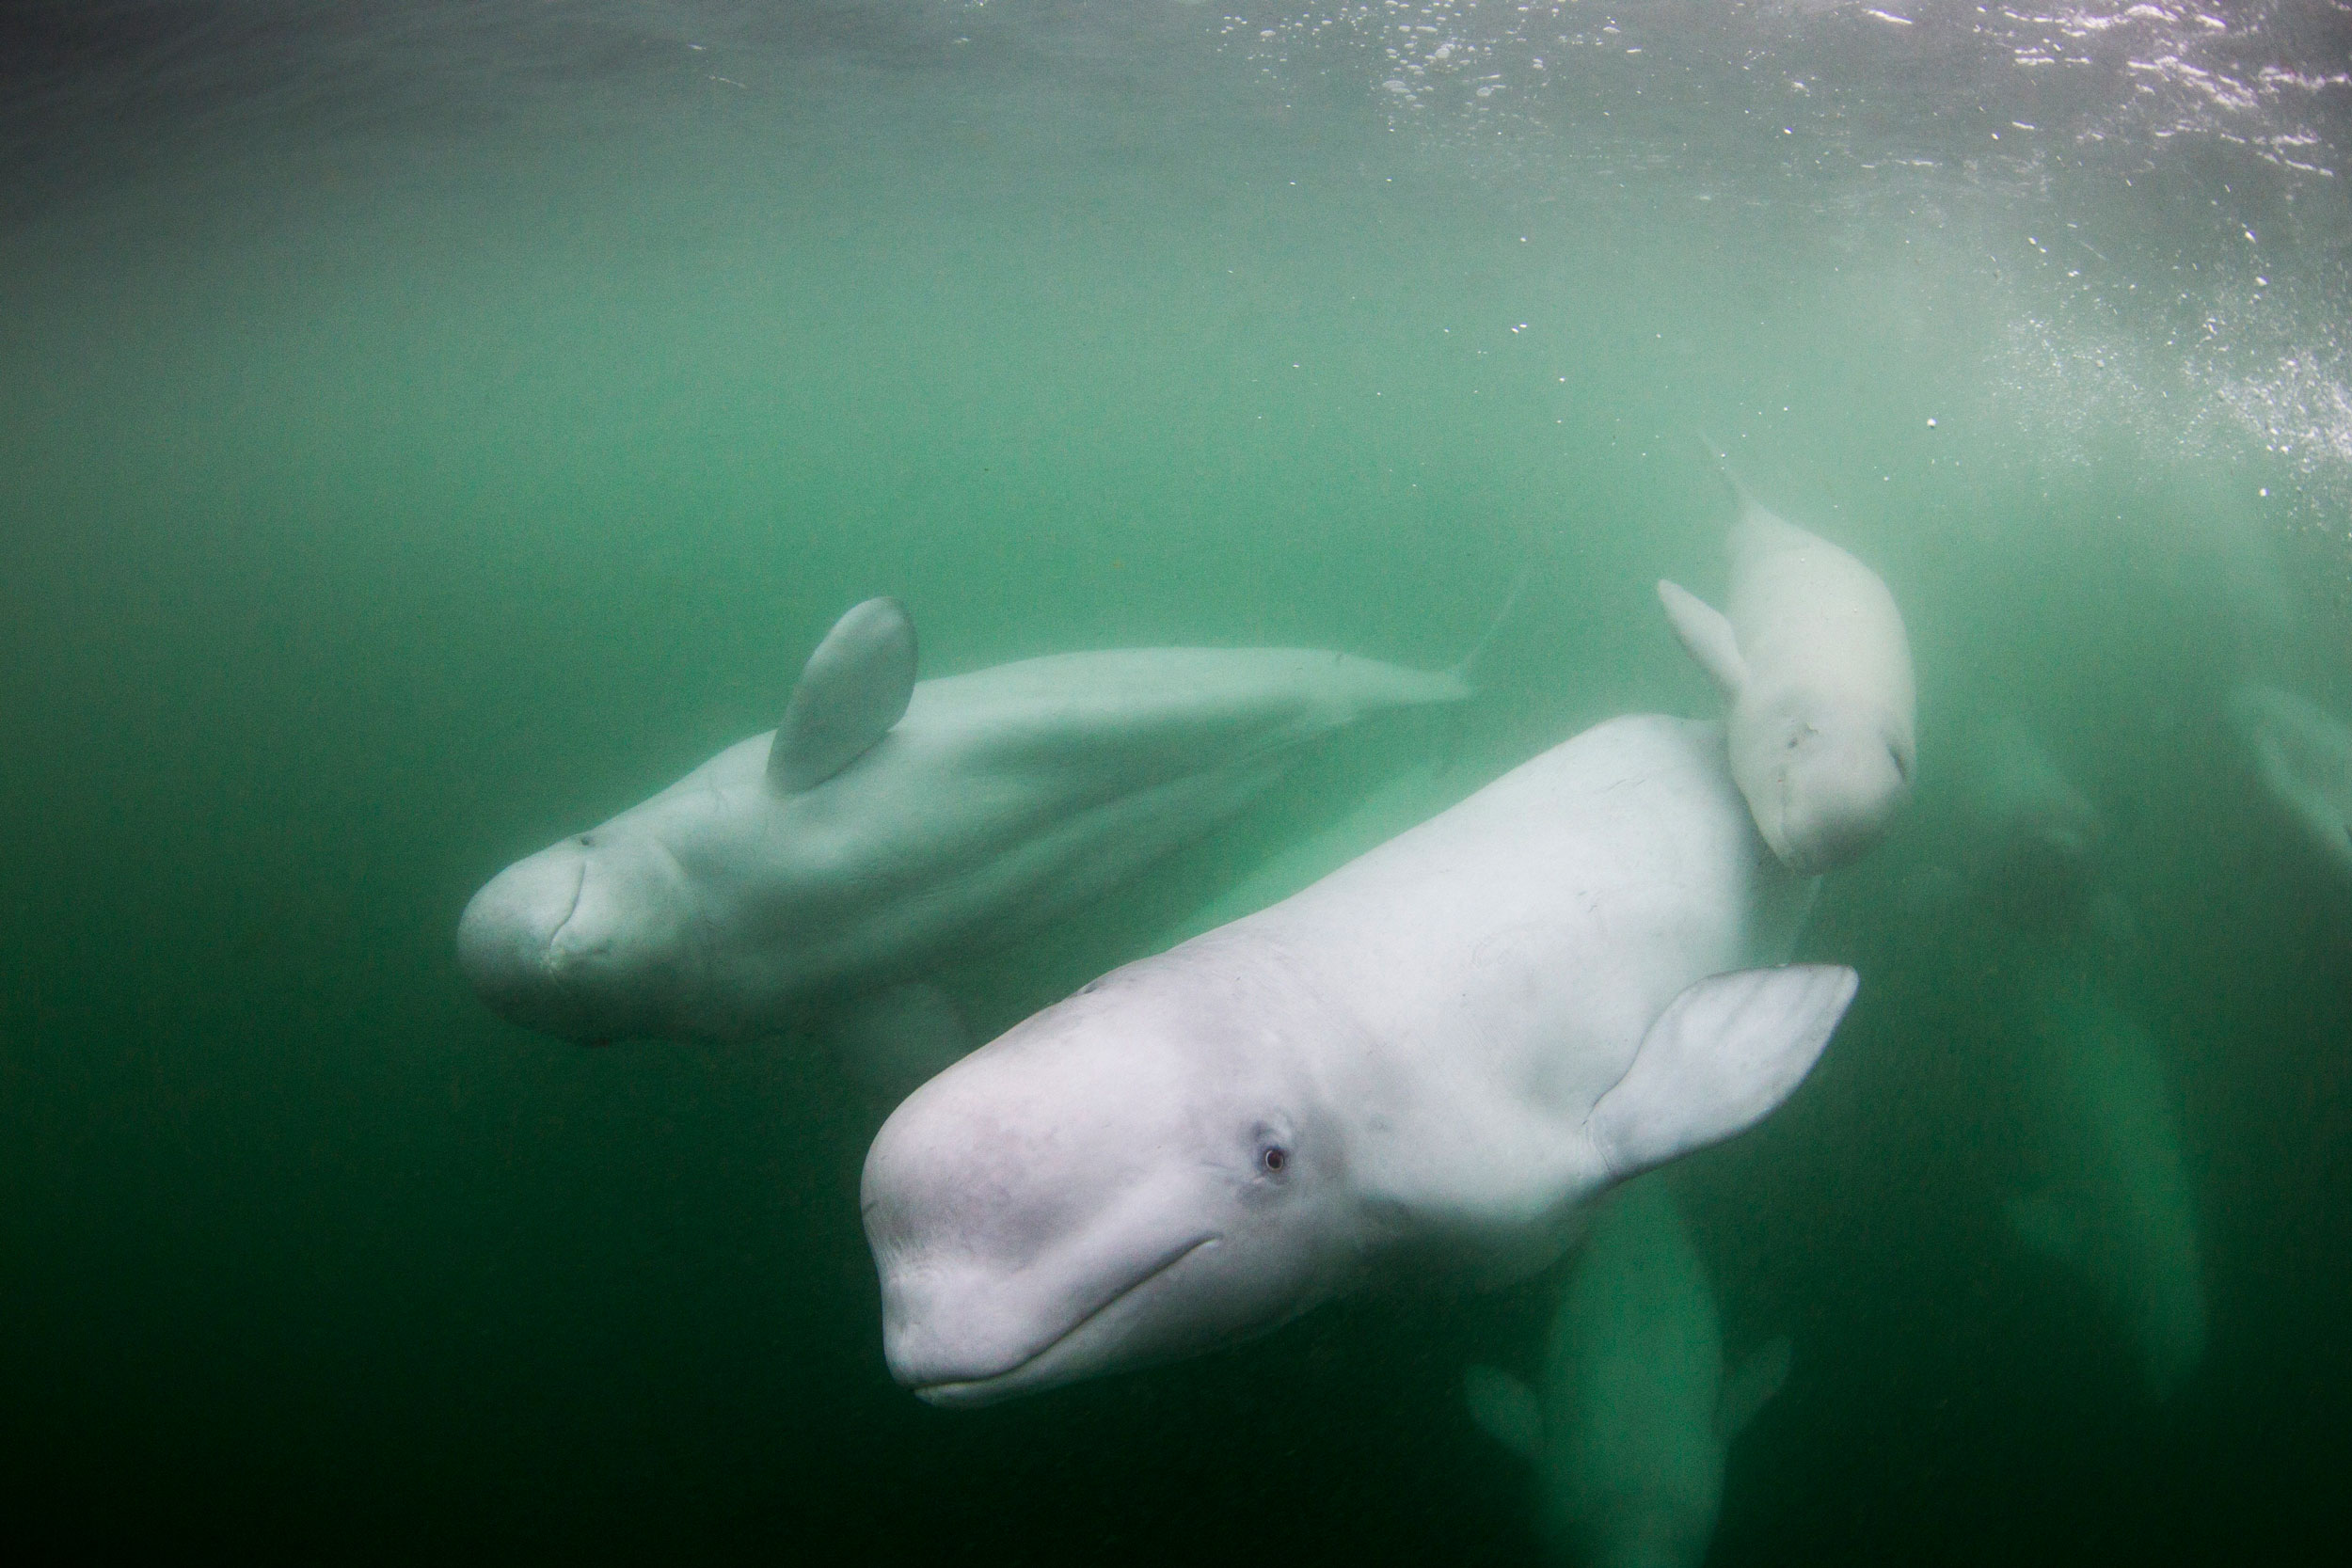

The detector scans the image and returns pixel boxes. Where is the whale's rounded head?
[1979,796,2105,934]
[861,963,1356,1406]
[1736,695,1913,875]
[456,829,699,1043]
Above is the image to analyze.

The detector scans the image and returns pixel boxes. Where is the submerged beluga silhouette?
[2010,980,2207,1402]
[2231,682,2352,888]
[455,596,1475,1088]
[1465,1174,1791,1568]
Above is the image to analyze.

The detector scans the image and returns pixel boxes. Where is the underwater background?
[3,1,2349,1560]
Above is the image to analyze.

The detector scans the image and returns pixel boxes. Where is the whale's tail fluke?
[1695,430,1758,511]
[1449,554,1534,687]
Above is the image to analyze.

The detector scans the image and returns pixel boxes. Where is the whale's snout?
[864,1084,1225,1405]
[1778,791,1896,876]
[861,995,1348,1407]
[456,827,700,1043]
[886,1230,1222,1408]
[861,1062,1132,1400]
[1771,733,1910,875]
[456,842,592,1036]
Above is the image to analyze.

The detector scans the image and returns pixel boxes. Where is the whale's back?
[1231,714,1807,1127]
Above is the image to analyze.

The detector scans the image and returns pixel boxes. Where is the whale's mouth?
[545,857,589,955]
[457,850,588,1019]
[907,1234,1219,1408]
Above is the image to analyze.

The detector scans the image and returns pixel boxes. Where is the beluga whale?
[1657,442,1916,874]
[456,596,1477,1087]
[861,714,1858,1406]
[2010,979,2207,1402]
[1464,1174,1791,1568]
[2229,682,2352,888]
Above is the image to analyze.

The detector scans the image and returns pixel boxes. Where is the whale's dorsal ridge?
[770,596,919,793]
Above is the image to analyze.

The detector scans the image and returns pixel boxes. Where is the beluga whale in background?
[1935,710,2133,949]
[2229,682,2352,888]
[862,714,1858,1406]
[1464,1174,1791,1568]
[2009,979,2207,1402]
[456,596,1477,1087]
[1656,441,1916,874]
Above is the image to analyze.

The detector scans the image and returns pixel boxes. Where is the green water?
[3,2,2348,1560]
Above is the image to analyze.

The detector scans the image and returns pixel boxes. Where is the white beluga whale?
[861,715,1857,1406]
[456,596,1474,1083]
[2010,978,2207,1402]
[1657,445,1916,874]
[2229,683,2352,887]
[1465,1175,1790,1568]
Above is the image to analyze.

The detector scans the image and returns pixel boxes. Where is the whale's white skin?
[455,597,1470,1067]
[2230,683,2352,887]
[1658,458,1915,874]
[1465,1175,1790,1568]
[2010,980,2206,1402]
[861,715,1856,1407]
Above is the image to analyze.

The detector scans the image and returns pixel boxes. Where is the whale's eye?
[579,833,596,848]
[1260,1145,1289,1175]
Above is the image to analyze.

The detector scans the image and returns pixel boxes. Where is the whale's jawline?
[905,1234,1220,1406]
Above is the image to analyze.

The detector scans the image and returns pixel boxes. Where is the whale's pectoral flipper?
[1657,579,1749,701]
[1463,1364,1544,1463]
[770,596,919,793]
[1717,1335,1793,1439]
[1588,964,1858,1180]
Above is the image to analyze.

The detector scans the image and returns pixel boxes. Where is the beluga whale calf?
[456,596,1477,1087]
[861,714,1858,1406]
[1464,1174,1791,1568]
[1657,442,1916,874]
